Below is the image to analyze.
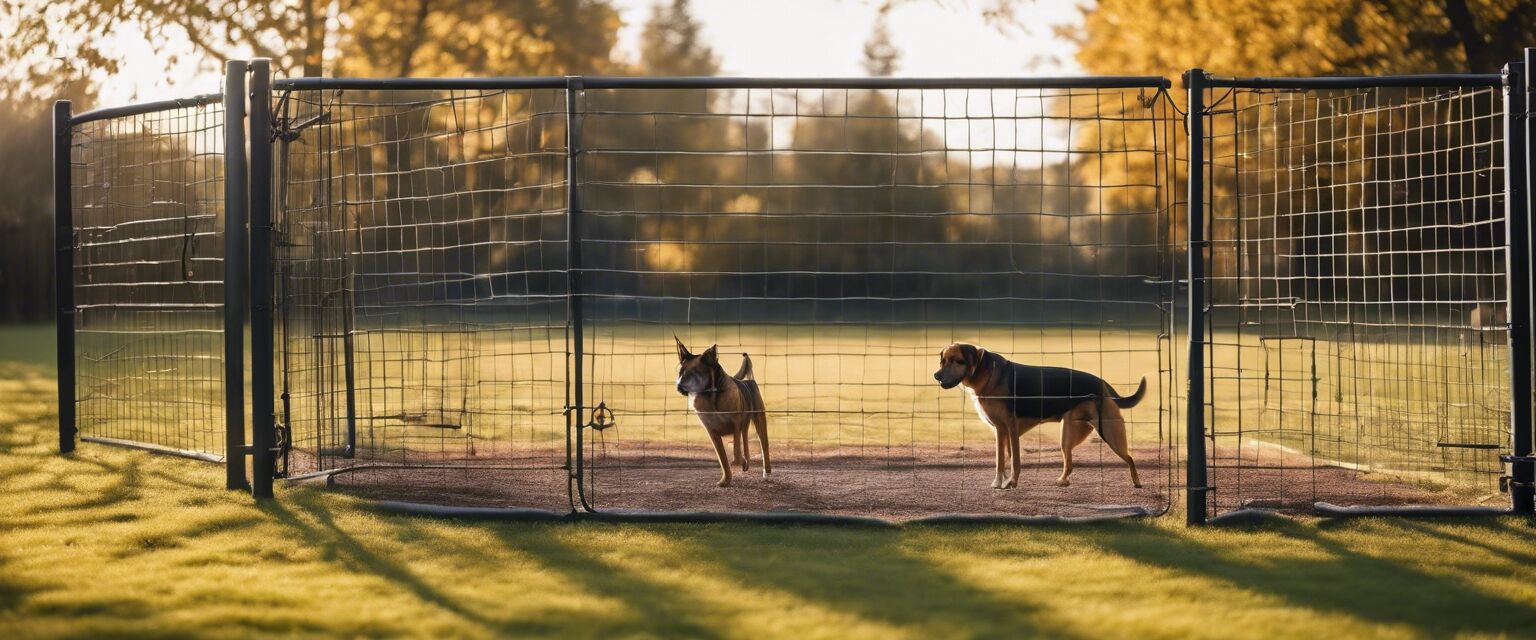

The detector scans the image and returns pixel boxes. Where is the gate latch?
[585,402,616,431]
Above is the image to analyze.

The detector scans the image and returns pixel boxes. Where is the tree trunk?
[301,0,328,77]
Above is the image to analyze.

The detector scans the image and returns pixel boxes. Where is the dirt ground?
[305,437,1485,521]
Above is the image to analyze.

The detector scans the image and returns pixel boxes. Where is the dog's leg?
[732,426,748,472]
[1059,416,1094,487]
[739,422,752,472]
[1100,403,1142,488]
[710,431,733,487]
[737,420,749,472]
[1004,423,1022,489]
[992,426,1006,489]
[753,410,771,477]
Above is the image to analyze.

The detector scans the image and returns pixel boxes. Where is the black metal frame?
[1506,50,1536,515]
[223,61,249,490]
[1182,69,1531,522]
[53,101,74,455]
[250,60,277,499]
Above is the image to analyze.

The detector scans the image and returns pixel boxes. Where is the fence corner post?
[224,60,250,491]
[1506,56,1535,515]
[564,76,592,513]
[1183,69,1209,525]
[54,100,75,455]
[249,59,276,500]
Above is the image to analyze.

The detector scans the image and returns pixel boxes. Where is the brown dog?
[933,343,1144,489]
[675,338,771,487]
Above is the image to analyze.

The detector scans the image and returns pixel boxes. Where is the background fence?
[52,57,1536,523]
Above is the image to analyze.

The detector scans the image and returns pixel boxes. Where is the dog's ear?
[675,335,692,362]
[701,344,718,365]
[959,343,982,376]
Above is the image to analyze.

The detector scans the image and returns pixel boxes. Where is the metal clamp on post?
[585,402,616,431]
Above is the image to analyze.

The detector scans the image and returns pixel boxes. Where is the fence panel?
[1191,73,1522,519]
[62,92,235,464]
[272,80,573,510]
[574,79,1179,519]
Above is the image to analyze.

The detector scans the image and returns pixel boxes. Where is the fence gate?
[1185,67,1535,522]
[572,78,1179,520]
[54,62,251,489]
[268,78,574,510]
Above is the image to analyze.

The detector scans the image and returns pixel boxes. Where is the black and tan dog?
[933,343,1145,489]
[675,338,771,487]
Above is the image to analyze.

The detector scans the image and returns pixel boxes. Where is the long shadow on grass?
[262,492,580,637]
[689,524,1077,638]
[1095,518,1536,635]
[486,526,728,638]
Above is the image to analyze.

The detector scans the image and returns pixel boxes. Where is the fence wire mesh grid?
[575,84,1177,519]
[1198,81,1512,517]
[69,98,229,460]
[274,86,572,509]
[270,80,1179,519]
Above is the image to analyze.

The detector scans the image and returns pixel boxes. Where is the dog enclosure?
[266,76,1179,520]
[51,53,1536,523]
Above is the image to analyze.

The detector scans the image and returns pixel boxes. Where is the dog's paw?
[1133,483,1143,489]
[990,479,1003,489]
[717,479,731,488]
[1055,478,1071,487]
[1003,480,1018,489]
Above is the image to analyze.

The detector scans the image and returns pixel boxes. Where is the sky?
[96,0,1084,106]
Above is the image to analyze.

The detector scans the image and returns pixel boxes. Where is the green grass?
[5,326,1536,638]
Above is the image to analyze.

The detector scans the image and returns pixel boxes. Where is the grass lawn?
[5,324,1536,638]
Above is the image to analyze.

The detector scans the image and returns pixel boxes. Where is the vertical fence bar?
[249,59,276,499]
[1509,58,1535,514]
[54,100,76,454]
[1184,69,1209,524]
[565,76,590,511]
[224,61,249,490]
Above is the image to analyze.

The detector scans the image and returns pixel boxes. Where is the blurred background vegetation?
[0,0,1531,322]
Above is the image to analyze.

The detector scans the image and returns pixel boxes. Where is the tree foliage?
[1,0,623,101]
[1071,0,1535,78]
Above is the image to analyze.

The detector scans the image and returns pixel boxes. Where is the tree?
[1,0,623,101]
[636,0,720,76]
[862,7,900,77]
[1071,0,1536,78]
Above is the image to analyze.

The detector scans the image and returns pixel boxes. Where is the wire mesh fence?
[53,58,1535,521]
[66,95,230,461]
[1193,76,1516,518]
[574,80,1179,519]
[265,77,1180,519]
[272,83,573,509]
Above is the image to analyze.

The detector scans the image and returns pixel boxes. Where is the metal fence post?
[1508,57,1535,514]
[249,59,276,499]
[1184,69,1209,525]
[565,76,591,512]
[224,61,250,490]
[54,100,75,454]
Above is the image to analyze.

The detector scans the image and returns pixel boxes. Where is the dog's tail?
[1110,376,1147,409]
[734,353,754,381]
